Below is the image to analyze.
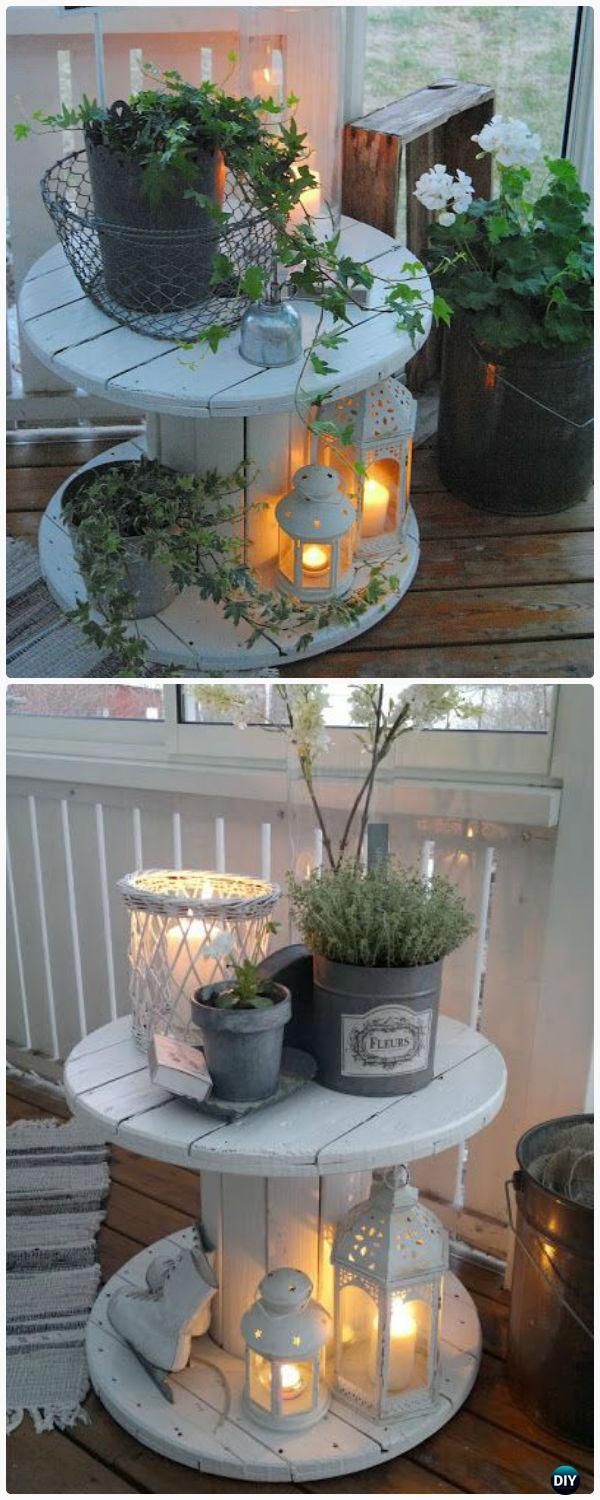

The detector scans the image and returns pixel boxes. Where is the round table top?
[64,1014,506,1179]
[19,220,432,419]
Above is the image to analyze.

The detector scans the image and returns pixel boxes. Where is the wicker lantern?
[118,869,280,1050]
[318,379,417,552]
[275,464,356,601]
[332,1166,448,1422]
[241,1269,331,1432]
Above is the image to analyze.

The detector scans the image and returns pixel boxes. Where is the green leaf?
[210,252,235,287]
[432,294,452,327]
[197,323,230,354]
[14,122,31,140]
[240,264,266,301]
[310,354,337,376]
[546,157,579,188]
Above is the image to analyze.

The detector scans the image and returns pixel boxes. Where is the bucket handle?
[505,1176,593,1342]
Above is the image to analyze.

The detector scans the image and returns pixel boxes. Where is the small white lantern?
[318,379,417,552]
[332,1166,448,1422]
[275,464,356,601]
[118,869,280,1050]
[241,1268,331,1432]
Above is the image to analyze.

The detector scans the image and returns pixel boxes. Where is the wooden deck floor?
[7,433,593,679]
[7,1074,594,1494]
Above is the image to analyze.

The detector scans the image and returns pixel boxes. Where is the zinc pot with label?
[312,955,443,1096]
[437,317,593,515]
[191,982,292,1103]
[85,114,225,312]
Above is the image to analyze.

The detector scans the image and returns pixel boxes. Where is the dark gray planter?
[62,463,179,620]
[86,133,224,312]
[191,982,291,1102]
[312,954,443,1096]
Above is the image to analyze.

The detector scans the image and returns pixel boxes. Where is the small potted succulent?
[192,934,291,1103]
[415,115,593,513]
[289,861,474,1097]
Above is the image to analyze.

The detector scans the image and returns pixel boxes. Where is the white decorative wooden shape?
[87,1231,481,1481]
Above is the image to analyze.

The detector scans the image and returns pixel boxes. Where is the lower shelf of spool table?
[87,1229,481,1483]
[38,440,420,671]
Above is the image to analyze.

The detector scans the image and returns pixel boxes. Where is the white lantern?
[318,379,417,553]
[241,1269,331,1432]
[275,464,356,602]
[332,1166,448,1422]
[118,869,280,1050]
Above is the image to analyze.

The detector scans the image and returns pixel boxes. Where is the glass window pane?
[180,685,555,733]
[6,685,165,720]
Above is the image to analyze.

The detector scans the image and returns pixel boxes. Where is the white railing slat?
[132,806,143,869]
[95,801,118,1023]
[172,811,183,870]
[60,797,87,1039]
[215,816,226,873]
[28,793,59,1058]
[6,833,32,1050]
[261,822,272,882]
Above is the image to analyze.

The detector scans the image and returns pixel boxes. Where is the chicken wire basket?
[41,150,276,341]
[118,868,281,1050]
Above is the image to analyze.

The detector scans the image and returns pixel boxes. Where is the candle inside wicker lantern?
[118,869,281,1050]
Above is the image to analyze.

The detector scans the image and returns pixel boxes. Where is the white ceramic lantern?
[318,379,417,552]
[332,1166,448,1422]
[118,869,280,1050]
[275,464,356,601]
[241,1268,331,1432]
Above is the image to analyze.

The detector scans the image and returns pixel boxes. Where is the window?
[6,685,165,720]
[180,684,555,733]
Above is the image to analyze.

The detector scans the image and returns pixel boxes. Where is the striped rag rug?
[7,1116,110,1434]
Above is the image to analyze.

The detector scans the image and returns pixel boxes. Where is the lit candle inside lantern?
[302,542,329,574]
[290,167,323,224]
[165,882,223,997]
[388,1297,417,1391]
[362,477,390,538]
[280,1362,305,1398]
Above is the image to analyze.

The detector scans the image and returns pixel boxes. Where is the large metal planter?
[437,319,593,514]
[191,982,292,1102]
[311,955,443,1096]
[507,1114,593,1447]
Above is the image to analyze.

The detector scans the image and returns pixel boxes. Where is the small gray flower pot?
[191,982,292,1102]
[311,954,443,1096]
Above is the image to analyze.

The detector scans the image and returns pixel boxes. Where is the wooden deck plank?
[110,1144,200,1219]
[6,1420,138,1493]
[285,638,593,678]
[413,532,593,589]
[414,488,594,537]
[7,465,73,510]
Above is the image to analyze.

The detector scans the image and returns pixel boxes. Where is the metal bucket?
[506,1114,593,1447]
[311,955,442,1096]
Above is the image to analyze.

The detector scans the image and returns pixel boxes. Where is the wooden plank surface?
[7,1077,594,1493]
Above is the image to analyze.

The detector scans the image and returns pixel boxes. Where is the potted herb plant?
[415,116,593,513]
[191,937,291,1103]
[288,861,474,1096]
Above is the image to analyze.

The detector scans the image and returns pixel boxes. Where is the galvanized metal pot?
[191,982,291,1102]
[507,1114,593,1447]
[239,299,303,367]
[62,464,179,620]
[86,129,224,312]
[311,955,443,1096]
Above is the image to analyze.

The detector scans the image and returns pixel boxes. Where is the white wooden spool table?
[65,1014,506,1482]
[20,221,432,672]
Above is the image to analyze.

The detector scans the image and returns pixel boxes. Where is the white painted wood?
[60,797,87,1040]
[19,233,431,417]
[6,834,32,1051]
[86,1235,480,1481]
[261,823,272,883]
[318,1172,372,1315]
[215,817,226,874]
[64,1015,506,1178]
[38,442,421,671]
[28,793,59,1060]
[95,802,117,1024]
[220,1175,267,1356]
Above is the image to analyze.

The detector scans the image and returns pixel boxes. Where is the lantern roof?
[241,1268,331,1358]
[332,1167,448,1285]
[275,464,354,541]
[322,378,417,446]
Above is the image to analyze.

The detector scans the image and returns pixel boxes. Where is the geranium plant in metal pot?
[288,861,474,1096]
[191,932,290,1103]
[415,116,593,514]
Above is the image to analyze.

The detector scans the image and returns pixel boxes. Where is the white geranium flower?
[437,210,456,226]
[472,114,541,168]
[202,930,236,959]
[414,163,454,212]
[451,168,474,213]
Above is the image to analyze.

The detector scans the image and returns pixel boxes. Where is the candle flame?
[280,1361,304,1397]
[302,542,329,574]
[201,880,213,899]
[390,1298,417,1337]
